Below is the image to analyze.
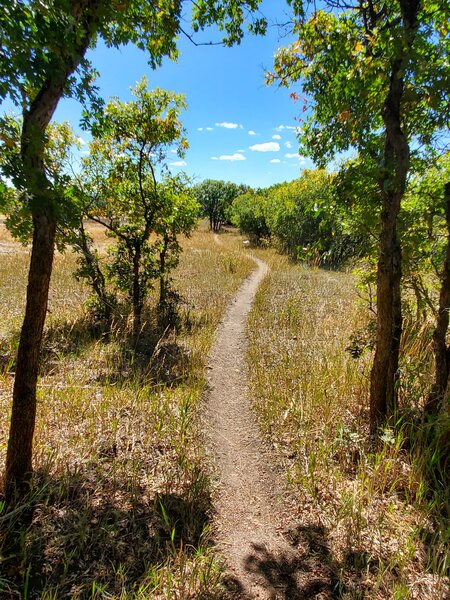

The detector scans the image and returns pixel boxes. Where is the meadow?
[0,223,253,599]
[0,223,449,598]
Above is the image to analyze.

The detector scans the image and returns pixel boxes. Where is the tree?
[75,80,190,335]
[230,189,270,244]
[270,0,450,433]
[154,176,199,321]
[195,179,243,231]
[0,0,265,498]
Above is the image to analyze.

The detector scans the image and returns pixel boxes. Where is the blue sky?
[4,1,317,189]
[63,1,316,189]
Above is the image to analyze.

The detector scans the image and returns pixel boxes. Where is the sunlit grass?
[247,249,449,599]
[0,221,252,598]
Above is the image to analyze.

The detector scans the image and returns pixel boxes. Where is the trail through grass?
[0,223,254,599]
[247,249,450,599]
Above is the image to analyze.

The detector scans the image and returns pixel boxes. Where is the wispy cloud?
[285,141,292,149]
[270,159,281,164]
[170,160,187,167]
[198,126,214,131]
[285,152,301,159]
[215,122,242,129]
[206,127,214,131]
[217,153,246,161]
[250,142,280,152]
[77,136,86,145]
[248,130,256,136]
[272,134,281,140]
[275,125,296,132]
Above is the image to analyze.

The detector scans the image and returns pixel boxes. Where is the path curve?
[204,256,299,598]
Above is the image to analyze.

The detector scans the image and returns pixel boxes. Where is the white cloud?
[170,160,187,167]
[170,149,178,154]
[285,152,300,159]
[285,141,292,149]
[218,153,246,161]
[215,122,241,129]
[248,130,256,136]
[197,127,204,131]
[250,142,280,152]
[272,134,282,140]
[211,156,218,160]
[206,127,214,131]
[237,149,245,153]
[77,136,86,145]
[270,159,281,164]
[275,125,296,132]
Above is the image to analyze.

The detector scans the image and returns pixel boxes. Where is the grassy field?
[1,225,449,598]
[247,249,449,599]
[0,223,254,599]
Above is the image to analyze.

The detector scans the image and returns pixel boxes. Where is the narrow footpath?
[204,256,302,599]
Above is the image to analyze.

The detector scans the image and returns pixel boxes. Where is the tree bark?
[4,0,105,498]
[370,182,403,431]
[77,221,113,319]
[159,238,168,308]
[5,209,56,497]
[426,182,450,415]
[369,0,420,433]
[132,246,142,336]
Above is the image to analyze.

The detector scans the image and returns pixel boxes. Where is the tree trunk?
[159,239,168,308]
[77,221,112,319]
[426,182,450,415]
[132,246,142,336]
[387,236,403,410]
[368,0,420,434]
[4,0,104,498]
[369,186,403,431]
[5,209,56,497]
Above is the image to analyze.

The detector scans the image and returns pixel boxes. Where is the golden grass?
[247,249,449,599]
[0,221,253,599]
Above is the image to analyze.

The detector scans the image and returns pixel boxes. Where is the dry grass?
[0,221,253,599]
[247,249,450,599]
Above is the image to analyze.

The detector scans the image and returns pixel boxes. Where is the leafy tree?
[154,176,199,323]
[73,81,195,335]
[270,0,450,433]
[0,0,266,497]
[266,171,337,264]
[400,155,450,416]
[230,189,270,244]
[195,179,243,231]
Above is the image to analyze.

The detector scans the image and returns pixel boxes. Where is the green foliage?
[194,179,244,231]
[400,153,450,316]
[0,0,266,108]
[73,80,198,326]
[230,190,270,244]
[0,117,81,244]
[270,2,449,166]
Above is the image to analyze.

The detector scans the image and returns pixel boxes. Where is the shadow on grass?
[0,467,211,598]
[223,524,380,599]
[0,312,194,388]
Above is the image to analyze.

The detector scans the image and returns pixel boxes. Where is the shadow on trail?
[223,524,375,599]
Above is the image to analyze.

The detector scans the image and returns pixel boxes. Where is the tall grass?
[247,249,449,599]
[0,222,253,598]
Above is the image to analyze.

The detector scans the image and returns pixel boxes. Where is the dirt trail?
[204,256,302,599]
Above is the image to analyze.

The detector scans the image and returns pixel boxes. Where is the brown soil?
[204,257,319,599]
